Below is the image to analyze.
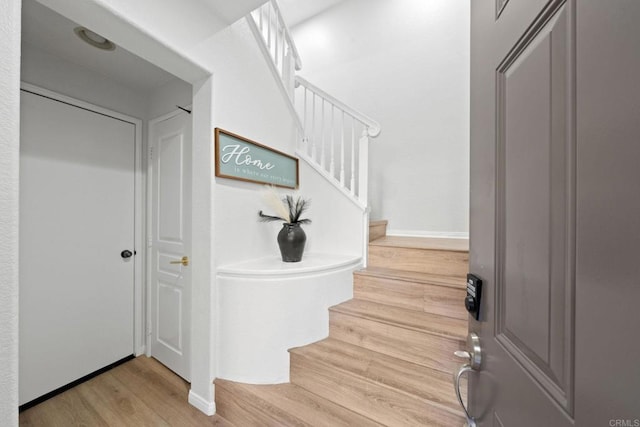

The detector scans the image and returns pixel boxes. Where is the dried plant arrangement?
[258,186,311,225]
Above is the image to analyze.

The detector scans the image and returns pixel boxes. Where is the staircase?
[215,222,469,426]
[246,0,380,211]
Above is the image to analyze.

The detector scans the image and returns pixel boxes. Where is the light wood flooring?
[19,356,234,427]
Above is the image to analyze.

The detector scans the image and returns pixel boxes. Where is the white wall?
[188,17,365,404]
[21,44,148,118]
[189,19,299,267]
[0,0,21,425]
[300,162,363,256]
[147,78,193,120]
[21,43,192,122]
[291,0,470,237]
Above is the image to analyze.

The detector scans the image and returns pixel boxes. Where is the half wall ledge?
[216,253,362,384]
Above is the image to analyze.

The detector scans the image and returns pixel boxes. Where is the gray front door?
[469,0,640,425]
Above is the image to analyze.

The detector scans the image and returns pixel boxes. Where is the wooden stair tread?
[289,338,462,414]
[355,266,466,289]
[331,299,467,340]
[369,219,388,227]
[215,379,382,427]
[369,236,469,252]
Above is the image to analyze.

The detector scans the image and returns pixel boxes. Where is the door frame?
[145,108,192,362]
[20,82,147,356]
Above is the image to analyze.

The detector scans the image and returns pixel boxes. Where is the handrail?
[295,76,381,137]
[269,0,302,71]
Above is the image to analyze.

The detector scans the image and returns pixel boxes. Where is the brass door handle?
[170,256,189,267]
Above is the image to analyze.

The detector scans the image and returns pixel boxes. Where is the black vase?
[277,223,306,262]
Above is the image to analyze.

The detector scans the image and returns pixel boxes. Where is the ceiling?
[278,0,346,27]
[20,0,346,93]
[21,0,179,93]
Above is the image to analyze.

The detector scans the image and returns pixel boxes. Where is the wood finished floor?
[19,356,233,427]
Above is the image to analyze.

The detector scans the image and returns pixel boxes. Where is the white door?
[149,110,192,381]
[19,89,136,405]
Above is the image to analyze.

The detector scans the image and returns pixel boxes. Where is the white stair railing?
[246,0,380,209]
[294,76,380,208]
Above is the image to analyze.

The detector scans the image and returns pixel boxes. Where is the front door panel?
[471,0,640,425]
[496,2,574,411]
[470,1,574,425]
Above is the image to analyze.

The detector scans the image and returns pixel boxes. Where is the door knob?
[170,256,189,267]
[120,250,133,259]
[454,332,481,427]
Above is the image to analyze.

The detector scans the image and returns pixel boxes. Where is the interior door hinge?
[149,147,153,160]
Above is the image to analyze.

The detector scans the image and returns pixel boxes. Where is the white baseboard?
[135,345,145,357]
[188,390,216,416]
[386,229,469,239]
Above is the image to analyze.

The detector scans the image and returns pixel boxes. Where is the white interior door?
[149,110,192,381]
[19,89,136,405]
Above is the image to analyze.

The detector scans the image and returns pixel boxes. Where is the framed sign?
[214,128,299,189]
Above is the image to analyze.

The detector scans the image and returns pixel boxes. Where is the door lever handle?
[455,350,471,359]
[170,256,189,266]
[453,332,481,427]
[455,364,476,427]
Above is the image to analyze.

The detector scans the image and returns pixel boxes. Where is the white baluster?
[267,5,272,53]
[283,47,290,97]
[287,46,295,96]
[350,120,355,195]
[321,100,326,169]
[274,12,279,67]
[303,87,308,151]
[258,5,263,33]
[340,111,345,186]
[312,93,317,161]
[358,129,369,204]
[281,31,286,77]
[330,105,335,177]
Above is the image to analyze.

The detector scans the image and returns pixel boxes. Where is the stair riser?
[290,355,463,426]
[354,275,468,320]
[329,311,464,374]
[368,246,468,276]
[369,223,387,242]
[215,384,287,427]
